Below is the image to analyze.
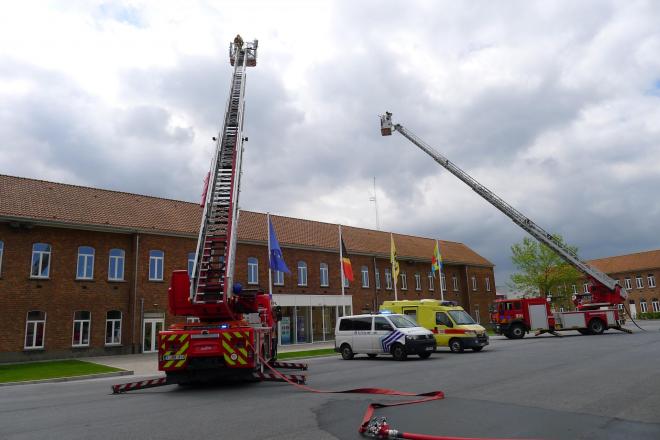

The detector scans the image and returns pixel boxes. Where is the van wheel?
[391,344,407,361]
[367,354,377,359]
[509,324,526,339]
[449,338,464,353]
[418,352,431,359]
[472,346,484,352]
[340,344,354,360]
[577,329,592,335]
[588,319,605,335]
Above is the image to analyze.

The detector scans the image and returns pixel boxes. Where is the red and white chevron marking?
[111,377,169,394]
[270,361,308,371]
[253,371,306,384]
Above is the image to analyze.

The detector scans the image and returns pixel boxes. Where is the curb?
[0,370,134,387]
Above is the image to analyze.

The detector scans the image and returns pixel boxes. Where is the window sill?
[72,345,91,349]
[75,278,95,282]
[23,347,45,352]
[105,343,123,347]
[108,279,127,283]
[148,280,165,283]
[29,277,50,281]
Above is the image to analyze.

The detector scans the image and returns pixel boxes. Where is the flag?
[390,235,400,284]
[431,241,443,275]
[341,238,354,282]
[268,218,290,274]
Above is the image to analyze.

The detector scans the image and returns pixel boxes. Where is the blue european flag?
[269,219,290,274]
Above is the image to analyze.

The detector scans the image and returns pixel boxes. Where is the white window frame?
[105,311,122,346]
[452,275,458,291]
[72,311,91,347]
[149,250,164,281]
[30,243,51,279]
[76,246,95,280]
[320,263,329,287]
[640,300,648,313]
[441,273,447,291]
[187,252,195,278]
[583,283,589,294]
[624,278,632,289]
[636,275,644,289]
[385,269,392,290]
[274,270,284,286]
[471,276,477,291]
[572,284,577,294]
[428,272,434,291]
[24,311,46,349]
[297,261,307,287]
[652,299,660,313]
[108,248,126,281]
[485,277,491,292]
[0,240,4,277]
[375,268,381,290]
[361,266,369,288]
[648,274,656,288]
[400,272,407,290]
[247,257,259,285]
[414,273,421,291]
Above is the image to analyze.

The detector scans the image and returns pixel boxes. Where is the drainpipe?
[140,298,144,353]
[464,265,471,312]
[131,233,140,353]
[373,255,379,312]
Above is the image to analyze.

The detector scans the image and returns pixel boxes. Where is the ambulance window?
[514,302,522,310]
[403,309,417,322]
[374,317,392,331]
[436,312,452,327]
[353,317,373,331]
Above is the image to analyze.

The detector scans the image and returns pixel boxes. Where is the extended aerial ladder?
[380,112,628,310]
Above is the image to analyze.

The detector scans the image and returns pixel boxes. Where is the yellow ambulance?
[379,299,489,353]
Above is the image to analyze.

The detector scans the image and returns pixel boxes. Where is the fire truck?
[379,112,630,339]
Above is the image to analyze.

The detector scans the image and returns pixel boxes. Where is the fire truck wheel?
[588,318,605,335]
[509,324,526,339]
[449,338,464,353]
[340,344,355,360]
[577,329,592,335]
[392,344,407,361]
[367,353,378,358]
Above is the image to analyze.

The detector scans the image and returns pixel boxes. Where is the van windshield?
[448,310,476,325]
[388,315,418,328]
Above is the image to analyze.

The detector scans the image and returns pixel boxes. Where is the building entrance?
[143,318,164,353]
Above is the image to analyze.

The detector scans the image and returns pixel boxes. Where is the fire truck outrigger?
[379,112,631,339]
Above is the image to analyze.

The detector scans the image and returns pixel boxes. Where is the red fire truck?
[379,112,629,340]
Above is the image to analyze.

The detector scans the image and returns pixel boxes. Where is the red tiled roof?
[588,249,660,274]
[0,174,493,266]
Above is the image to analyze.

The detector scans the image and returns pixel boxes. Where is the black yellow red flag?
[341,238,354,282]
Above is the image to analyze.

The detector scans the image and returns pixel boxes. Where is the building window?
[624,277,632,289]
[640,300,648,313]
[361,266,369,288]
[485,277,491,292]
[320,263,329,287]
[572,284,577,294]
[400,272,407,290]
[648,274,656,288]
[441,273,447,291]
[452,275,458,291]
[274,270,284,286]
[108,249,125,281]
[72,311,91,347]
[24,311,46,349]
[187,252,195,277]
[105,311,122,345]
[297,261,307,286]
[30,243,51,278]
[0,240,3,277]
[149,250,164,281]
[428,272,434,291]
[471,276,477,291]
[247,257,258,285]
[385,268,392,290]
[76,246,95,280]
[636,275,644,289]
[583,283,589,294]
[415,273,422,291]
[652,299,660,313]
[375,268,381,290]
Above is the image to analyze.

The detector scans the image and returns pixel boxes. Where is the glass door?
[143,318,164,353]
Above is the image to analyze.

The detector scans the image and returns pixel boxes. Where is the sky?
[1,0,659,291]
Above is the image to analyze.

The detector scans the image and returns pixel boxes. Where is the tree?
[509,235,581,309]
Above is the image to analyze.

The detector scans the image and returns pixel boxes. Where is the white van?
[334,313,436,361]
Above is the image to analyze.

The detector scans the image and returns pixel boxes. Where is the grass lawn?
[0,360,123,383]
[277,348,336,360]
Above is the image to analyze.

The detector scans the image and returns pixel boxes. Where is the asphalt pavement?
[1,321,659,440]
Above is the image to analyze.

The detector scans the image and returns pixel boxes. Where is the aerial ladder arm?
[380,112,627,308]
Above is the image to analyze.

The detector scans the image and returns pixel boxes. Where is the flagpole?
[436,239,444,301]
[267,213,273,298]
[391,232,398,301]
[339,225,346,316]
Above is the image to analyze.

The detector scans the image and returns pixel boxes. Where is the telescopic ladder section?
[190,38,258,313]
[380,112,627,307]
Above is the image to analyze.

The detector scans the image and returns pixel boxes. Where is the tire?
[472,346,484,352]
[449,338,464,353]
[391,344,407,361]
[509,324,526,339]
[577,329,592,335]
[588,319,605,335]
[340,344,354,360]
[418,352,432,359]
[367,353,378,359]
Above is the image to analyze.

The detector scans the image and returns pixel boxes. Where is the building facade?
[0,175,496,362]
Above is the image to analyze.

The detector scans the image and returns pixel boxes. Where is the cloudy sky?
[1,0,659,289]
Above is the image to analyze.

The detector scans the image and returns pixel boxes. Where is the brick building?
[0,175,496,362]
